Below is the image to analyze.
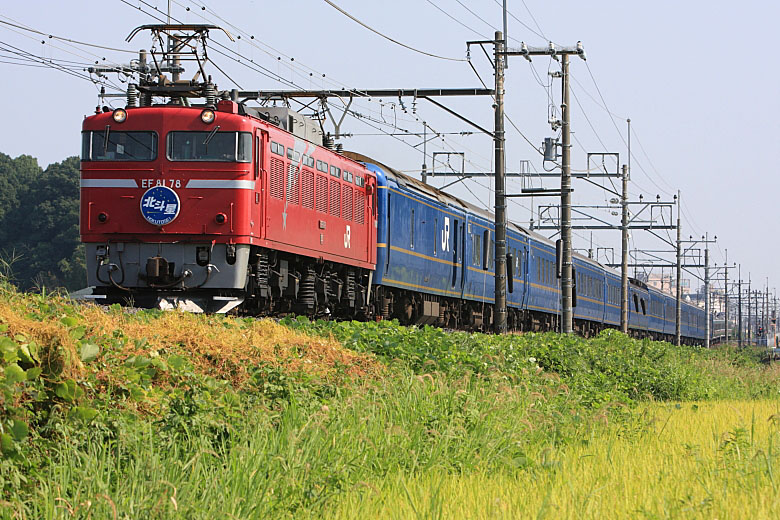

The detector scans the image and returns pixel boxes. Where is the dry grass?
[0,291,382,387]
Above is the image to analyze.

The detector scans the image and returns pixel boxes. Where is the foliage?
[0,153,84,292]
[1,286,779,518]
[282,317,738,405]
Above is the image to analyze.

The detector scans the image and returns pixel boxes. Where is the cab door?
[365,175,378,265]
[254,130,267,240]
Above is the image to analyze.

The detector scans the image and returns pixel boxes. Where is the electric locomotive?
[82,99,377,315]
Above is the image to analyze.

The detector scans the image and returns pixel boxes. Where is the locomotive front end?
[81,101,258,312]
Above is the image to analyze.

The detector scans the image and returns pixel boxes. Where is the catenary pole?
[675,191,682,346]
[500,41,584,334]
[620,164,629,333]
[560,53,574,334]
[493,31,508,333]
[704,234,710,348]
[724,254,730,344]
[748,277,752,345]
[738,265,743,347]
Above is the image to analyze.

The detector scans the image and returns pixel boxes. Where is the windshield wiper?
[103,125,111,154]
[203,125,221,146]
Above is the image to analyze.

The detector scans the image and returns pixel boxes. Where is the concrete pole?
[766,282,770,344]
[421,122,427,184]
[560,53,574,334]
[738,266,743,347]
[764,277,769,346]
[493,31,508,333]
[704,237,710,348]
[748,279,752,345]
[724,262,729,344]
[675,191,682,346]
[620,164,629,333]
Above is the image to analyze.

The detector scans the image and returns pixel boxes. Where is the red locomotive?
[82,95,377,314]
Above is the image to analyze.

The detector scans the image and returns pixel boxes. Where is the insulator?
[335,143,344,153]
[127,83,138,108]
[140,92,152,107]
[204,83,217,108]
[299,268,316,309]
[323,133,335,150]
[221,91,230,101]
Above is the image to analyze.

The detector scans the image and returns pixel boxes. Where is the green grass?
[1,283,780,518]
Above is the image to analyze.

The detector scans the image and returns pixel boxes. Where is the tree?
[0,154,85,291]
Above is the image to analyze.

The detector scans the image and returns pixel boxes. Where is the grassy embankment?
[1,282,780,518]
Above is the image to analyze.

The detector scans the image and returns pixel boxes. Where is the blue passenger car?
[359,155,707,343]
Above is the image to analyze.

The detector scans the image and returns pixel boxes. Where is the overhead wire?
[321,0,466,62]
[0,17,137,54]
[174,0,427,133]
[423,0,491,39]
[0,39,123,91]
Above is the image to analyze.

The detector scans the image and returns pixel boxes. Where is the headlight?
[201,109,216,124]
[112,108,127,123]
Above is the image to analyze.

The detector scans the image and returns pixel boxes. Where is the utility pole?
[748,277,752,345]
[499,40,585,335]
[560,52,574,334]
[724,258,730,344]
[704,234,710,348]
[620,164,629,333]
[766,282,770,345]
[421,121,428,184]
[675,191,682,347]
[493,31,508,333]
[738,264,743,347]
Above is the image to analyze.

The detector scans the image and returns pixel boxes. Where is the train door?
[450,218,461,293]
[520,243,529,309]
[460,220,467,297]
[365,175,377,264]
[385,191,391,274]
[254,130,266,240]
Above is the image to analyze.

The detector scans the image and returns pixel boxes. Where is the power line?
[424,0,491,39]
[490,0,548,43]
[0,39,122,90]
[172,0,427,132]
[0,17,136,54]
[322,0,466,62]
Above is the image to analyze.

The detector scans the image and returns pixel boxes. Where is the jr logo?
[344,225,351,249]
[441,217,450,252]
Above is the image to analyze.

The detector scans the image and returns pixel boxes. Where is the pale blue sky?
[1,0,776,296]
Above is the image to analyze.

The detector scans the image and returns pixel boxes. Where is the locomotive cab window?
[82,130,157,161]
[167,131,252,162]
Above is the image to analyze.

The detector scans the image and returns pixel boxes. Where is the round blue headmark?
[140,185,180,226]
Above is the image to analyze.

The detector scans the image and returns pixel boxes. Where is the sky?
[1,0,777,299]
